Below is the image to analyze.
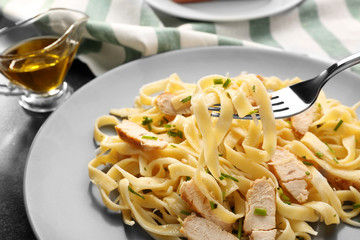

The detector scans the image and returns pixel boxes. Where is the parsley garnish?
[142,116,153,130]
[141,135,158,140]
[180,95,192,103]
[278,187,291,204]
[223,78,231,88]
[219,173,239,182]
[162,116,169,123]
[213,78,223,85]
[353,203,360,209]
[315,151,324,158]
[324,142,336,154]
[334,119,343,131]
[210,201,218,210]
[248,109,259,115]
[180,210,191,216]
[128,186,145,200]
[254,208,267,216]
[237,218,243,239]
[167,129,183,138]
[302,160,313,166]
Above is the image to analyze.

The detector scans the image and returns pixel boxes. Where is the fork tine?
[210,112,256,120]
[209,86,311,120]
[208,105,221,111]
[271,87,312,119]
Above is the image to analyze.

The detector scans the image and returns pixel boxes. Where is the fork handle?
[315,51,360,87]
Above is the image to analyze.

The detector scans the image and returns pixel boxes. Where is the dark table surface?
[0,13,96,239]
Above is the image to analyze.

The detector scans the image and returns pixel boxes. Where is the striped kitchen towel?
[0,0,359,76]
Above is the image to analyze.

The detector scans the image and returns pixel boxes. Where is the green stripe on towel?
[155,28,181,53]
[299,0,350,59]
[249,18,281,48]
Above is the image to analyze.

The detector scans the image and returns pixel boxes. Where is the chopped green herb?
[334,119,343,131]
[281,193,290,202]
[142,116,153,125]
[252,85,256,93]
[333,156,339,164]
[177,130,183,138]
[167,129,183,138]
[128,186,145,200]
[302,160,313,166]
[305,171,310,175]
[213,78,223,85]
[170,144,177,148]
[141,135,158,140]
[237,218,243,239]
[142,116,153,130]
[210,201,218,210]
[334,214,337,217]
[218,153,224,157]
[223,78,231,88]
[164,124,172,128]
[220,173,239,182]
[222,191,226,201]
[180,95,192,103]
[353,203,360,209]
[315,151,324,158]
[302,156,307,159]
[162,116,169,123]
[254,208,267,216]
[167,130,178,137]
[185,176,191,181]
[180,210,191,216]
[324,142,336,154]
[248,109,259,115]
[278,187,291,204]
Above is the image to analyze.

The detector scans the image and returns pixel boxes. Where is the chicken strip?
[180,214,238,240]
[270,147,310,203]
[115,120,168,151]
[290,105,316,135]
[243,177,276,236]
[180,179,232,232]
[250,229,277,240]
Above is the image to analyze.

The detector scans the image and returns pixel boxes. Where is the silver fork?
[209,51,360,119]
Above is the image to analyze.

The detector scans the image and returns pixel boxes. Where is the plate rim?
[145,0,306,22]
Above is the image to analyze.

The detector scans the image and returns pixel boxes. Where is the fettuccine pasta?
[88,73,360,240]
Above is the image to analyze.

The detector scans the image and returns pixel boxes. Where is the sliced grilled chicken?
[115,120,168,151]
[180,214,238,240]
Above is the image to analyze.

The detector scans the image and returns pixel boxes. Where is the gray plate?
[24,46,360,239]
